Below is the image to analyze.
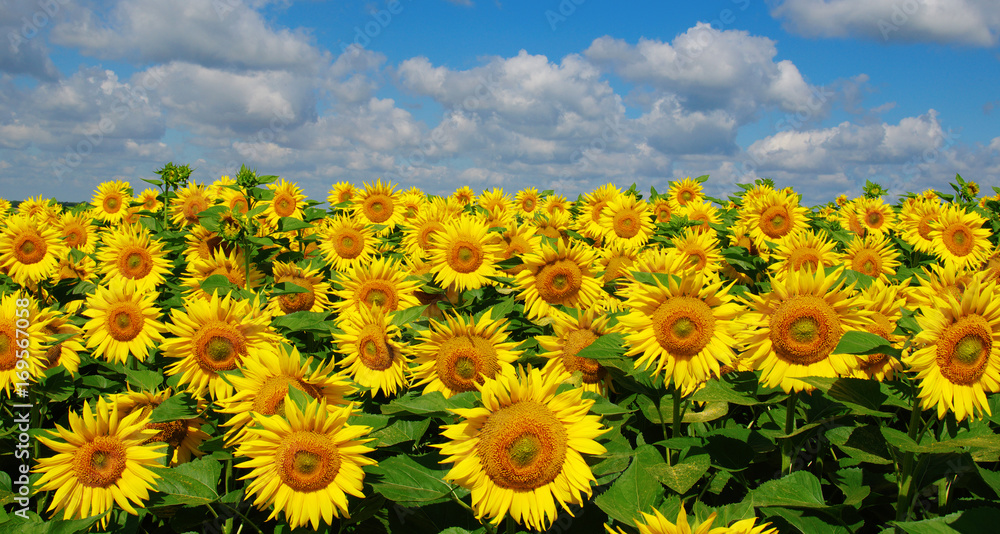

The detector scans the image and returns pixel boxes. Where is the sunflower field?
[2,166,1000,534]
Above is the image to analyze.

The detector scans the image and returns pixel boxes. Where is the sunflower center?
[788,248,821,272]
[332,228,364,259]
[760,205,792,238]
[591,201,609,224]
[364,195,393,223]
[435,336,499,393]
[64,227,85,248]
[477,400,568,491]
[418,222,445,251]
[357,324,395,371]
[448,241,484,274]
[534,259,583,304]
[192,323,246,372]
[147,419,189,449]
[613,210,641,238]
[276,432,342,493]
[769,295,842,366]
[253,375,323,416]
[104,196,121,212]
[866,211,883,227]
[0,332,15,370]
[681,190,693,202]
[119,247,154,279]
[935,315,992,385]
[523,199,535,211]
[278,277,317,314]
[917,214,935,240]
[561,329,606,384]
[454,357,476,379]
[73,436,127,488]
[943,223,974,256]
[13,233,46,264]
[107,303,145,342]
[650,297,716,358]
[360,281,398,311]
[182,197,208,224]
[274,194,296,217]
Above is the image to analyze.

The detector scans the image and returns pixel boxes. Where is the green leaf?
[199,274,237,297]
[148,392,200,423]
[0,512,107,534]
[271,281,311,295]
[745,471,827,508]
[122,368,164,392]
[277,217,313,232]
[648,454,710,494]
[827,425,892,465]
[285,387,312,411]
[390,305,429,328]
[271,311,334,333]
[150,465,219,506]
[832,468,870,507]
[381,391,478,418]
[832,330,902,357]
[595,445,664,525]
[893,508,1000,533]
[369,418,431,447]
[797,377,892,416]
[575,332,627,361]
[368,454,464,506]
[690,373,765,406]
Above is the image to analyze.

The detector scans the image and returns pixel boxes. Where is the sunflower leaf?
[595,444,663,524]
[390,305,429,328]
[277,217,312,232]
[149,392,199,423]
[744,471,827,508]
[832,330,902,357]
[368,454,467,506]
[574,332,627,361]
[271,281,311,295]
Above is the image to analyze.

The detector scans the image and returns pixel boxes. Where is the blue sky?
[1,0,998,205]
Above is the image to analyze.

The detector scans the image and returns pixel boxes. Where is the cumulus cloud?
[769,0,1000,46]
[0,1,62,81]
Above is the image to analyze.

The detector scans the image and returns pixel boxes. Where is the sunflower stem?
[781,391,799,476]
[895,382,924,523]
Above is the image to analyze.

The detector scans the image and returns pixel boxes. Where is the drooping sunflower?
[515,187,542,219]
[844,232,901,281]
[666,176,705,212]
[0,293,48,397]
[538,309,618,395]
[739,267,873,393]
[740,189,809,252]
[108,388,211,466]
[96,224,171,293]
[853,196,897,237]
[428,215,505,292]
[353,179,403,234]
[575,183,622,241]
[327,181,357,209]
[411,311,521,398]
[0,213,66,285]
[182,248,264,299]
[267,261,332,316]
[904,277,1000,422]
[332,257,420,315]
[36,306,84,376]
[898,198,942,255]
[768,230,841,283]
[265,178,307,226]
[317,214,377,272]
[333,305,409,397]
[57,212,97,253]
[853,279,909,381]
[170,181,213,228]
[437,366,608,531]
[81,279,166,364]
[162,292,279,400]
[515,239,603,321]
[599,194,655,250]
[671,228,724,276]
[620,269,743,395]
[928,204,991,269]
[235,399,376,531]
[33,397,165,527]
[218,343,356,446]
[91,180,132,225]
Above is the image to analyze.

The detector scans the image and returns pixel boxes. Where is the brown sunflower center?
[650,297,716,357]
[276,432,342,492]
[591,201,609,224]
[277,277,317,314]
[852,249,882,277]
[417,222,445,251]
[655,205,671,222]
[769,295,842,365]
[0,331,15,371]
[230,195,249,214]
[274,193,296,217]
[560,329,606,384]
[534,259,583,304]
[182,196,208,225]
[253,375,323,417]
[865,211,884,228]
[107,302,145,342]
[357,324,395,371]
[119,247,154,279]
[435,336,500,393]
[103,195,122,212]
[73,436,128,488]
[359,281,399,311]
[332,229,364,259]
[13,233,46,265]
[64,226,86,248]
[760,205,792,238]
[147,419,189,449]
[364,195,393,223]
[935,315,992,385]
[477,400,568,491]
[523,198,535,211]
[917,214,936,241]
[680,190,693,203]
[942,223,975,257]
[448,240,484,274]
[191,323,246,372]
[613,209,641,238]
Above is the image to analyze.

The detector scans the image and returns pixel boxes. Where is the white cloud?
[769,0,1000,46]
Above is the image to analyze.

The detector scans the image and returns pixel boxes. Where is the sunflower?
[844,233,901,281]
[235,399,376,530]
[575,183,622,241]
[768,230,841,283]
[620,269,742,395]
[515,187,542,219]
[327,181,357,209]
[531,210,572,243]
[333,305,409,397]
[481,205,517,234]
[853,197,897,237]
[81,279,166,364]
[398,191,426,224]
[544,194,571,217]
[136,188,162,213]
[0,198,11,218]
[96,224,171,293]
[599,194,655,250]
[428,215,504,292]
[17,194,60,223]
[162,292,279,399]
[680,199,719,233]
[740,189,809,252]
[598,245,639,285]
[402,202,453,261]
[332,257,420,315]
[411,311,521,398]
[318,214,377,272]
[265,178,307,226]
[651,197,673,224]
[905,277,1000,421]
[437,366,608,531]
[899,199,942,254]
[107,388,211,466]
[671,228,723,277]
[219,186,250,216]
[57,255,98,284]
[37,306,85,376]
[266,261,332,316]
[605,506,778,534]
[218,344,356,446]
[0,293,48,397]
[91,180,132,225]
[353,179,403,234]
[667,177,705,212]
[515,239,603,321]
[497,221,543,276]
[853,279,909,381]
[838,199,867,238]
[0,214,66,285]
[739,267,873,393]
[170,181,213,227]
[908,263,984,309]
[183,226,235,264]
[538,309,617,395]
[57,212,97,253]
[33,397,165,527]
[928,204,991,269]
[182,248,264,298]
[450,185,474,207]
[477,188,513,216]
